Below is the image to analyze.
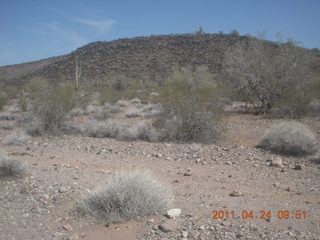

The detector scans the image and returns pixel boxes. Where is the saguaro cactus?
[75,55,81,90]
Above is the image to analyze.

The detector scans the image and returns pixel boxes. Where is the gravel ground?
[0,113,320,240]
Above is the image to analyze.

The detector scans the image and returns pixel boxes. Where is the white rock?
[165,208,182,219]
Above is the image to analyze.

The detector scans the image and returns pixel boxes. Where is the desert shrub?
[125,108,144,118]
[78,170,172,223]
[0,122,14,130]
[257,122,318,155]
[17,91,29,112]
[275,77,320,117]
[31,83,76,134]
[69,108,84,117]
[24,77,49,98]
[0,113,17,120]
[3,130,31,145]
[82,120,158,141]
[0,96,8,110]
[224,33,311,113]
[156,65,222,143]
[92,109,111,120]
[0,152,26,177]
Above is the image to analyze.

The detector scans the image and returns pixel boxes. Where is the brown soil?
[0,114,320,240]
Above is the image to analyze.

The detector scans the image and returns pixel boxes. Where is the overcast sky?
[0,0,319,66]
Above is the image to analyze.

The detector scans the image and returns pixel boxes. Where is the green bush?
[0,96,7,110]
[78,170,172,223]
[30,83,76,134]
[257,122,318,155]
[276,77,320,117]
[156,65,223,143]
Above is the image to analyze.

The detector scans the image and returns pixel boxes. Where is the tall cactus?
[75,55,81,90]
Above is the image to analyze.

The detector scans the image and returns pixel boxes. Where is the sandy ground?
[0,114,320,240]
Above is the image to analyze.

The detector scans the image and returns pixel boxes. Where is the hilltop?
[0,33,259,85]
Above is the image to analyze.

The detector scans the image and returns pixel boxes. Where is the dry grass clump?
[3,130,31,145]
[0,113,18,121]
[78,170,172,223]
[0,122,14,130]
[81,120,158,141]
[0,151,26,177]
[257,122,318,155]
[125,108,144,118]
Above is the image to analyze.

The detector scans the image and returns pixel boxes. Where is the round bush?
[78,170,172,223]
[258,122,318,155]
[0,152,26,177]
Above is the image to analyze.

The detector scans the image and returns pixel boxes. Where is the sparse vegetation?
[257,122,318,155]
[78,170,172,223]
[82,119,158,141]
[276,77,320,117]
[30,83,76,135]
[0,96,8,111]
[224,33,312,114]
[0,151,26,177]
[156,65,222,143]
[3,130,31,145]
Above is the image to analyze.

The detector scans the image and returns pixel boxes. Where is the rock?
[158,219,179,232]
[183,169,192,176]
[271,157,283,167]
[287,186,296,192]
[59,186,68,193]
[229,191,244,197]
[147,219,155,224]
[166,208,182,219]
[225,161,232,165]
[62,224,72,231]
[68,233,79,240]
[181,231,189,238]
[294,164,304,170]
[199,225,206,230]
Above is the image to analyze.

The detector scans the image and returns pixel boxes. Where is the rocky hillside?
[0,34,249,86]
[1,33,319,86]
[0,56,62,81]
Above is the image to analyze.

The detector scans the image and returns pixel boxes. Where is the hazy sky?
[0,0,319,66]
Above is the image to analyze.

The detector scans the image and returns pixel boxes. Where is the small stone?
[225,161,232,165]
[59,186,68,193]
[199,225,206,230]
[147,219,155,224]
[271,157,283,167]
[183,169,192,176]
[182,231,189,238]
[158,219,179,232]
[287,186,296,192]
[229,191,244,197]
[294,164,304,170]
[166,208,182,219]
[68,233,78,240]
[62,224,72,231]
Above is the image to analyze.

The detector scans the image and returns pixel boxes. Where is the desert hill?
[0,33,319,86]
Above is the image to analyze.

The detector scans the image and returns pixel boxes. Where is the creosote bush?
[0,151,26,177]
[31,83,76,134]
[78,170,172,223]
[257,122,318,155]
[156,65,223,143]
